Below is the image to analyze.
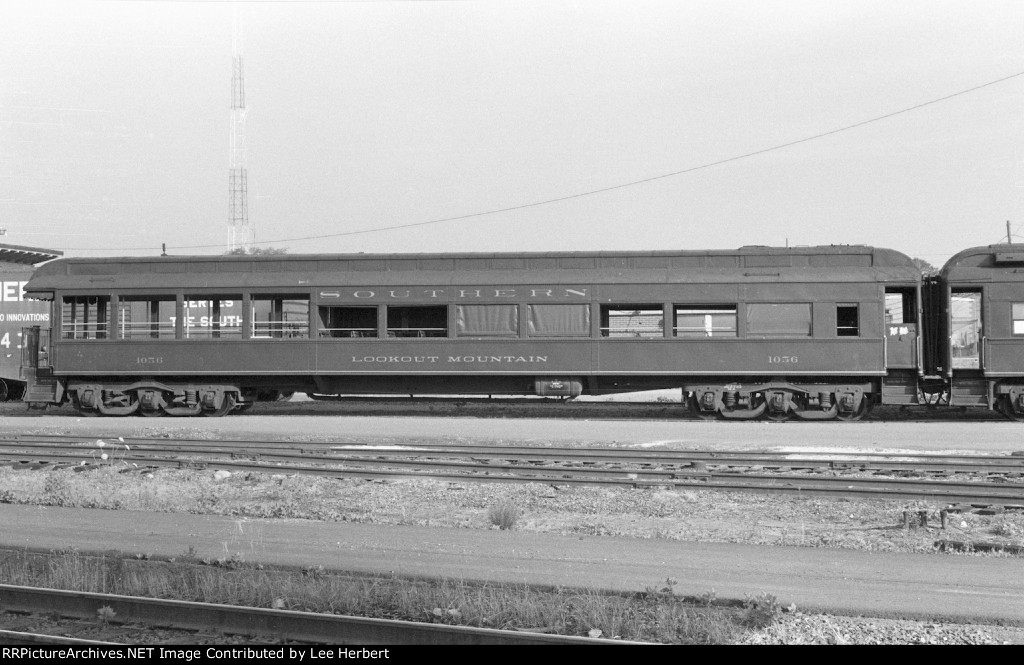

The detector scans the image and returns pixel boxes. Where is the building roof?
[0,243,63,266]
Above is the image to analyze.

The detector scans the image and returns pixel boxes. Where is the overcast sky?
[1,0,1022,266]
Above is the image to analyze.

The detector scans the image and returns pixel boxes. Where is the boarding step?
[949,377,989,407]
[882,370,920,405]
[24,376,59,406]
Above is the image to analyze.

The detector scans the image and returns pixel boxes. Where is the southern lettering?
[352,355,548,364]
[321,287,587,300]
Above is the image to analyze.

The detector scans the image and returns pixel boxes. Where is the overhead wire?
[49,69,1024,254]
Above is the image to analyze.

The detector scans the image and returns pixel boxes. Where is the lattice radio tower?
[228,5,253,252]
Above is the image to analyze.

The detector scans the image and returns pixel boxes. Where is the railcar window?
[118,298,175,339]
[746,303,812,337]
[61,296,109,340]
[387,306,448,338]
[183,296,244,339]
[673,305,737,337]
[456,305,519,337]
[527,304,591,337]
[950,292,982,369]
[251,296,310,339]
[600,305,663,338]
[319,306,377,338]
[836,304,860,337]
[1014,303,1024,336]
[884,290,915,324]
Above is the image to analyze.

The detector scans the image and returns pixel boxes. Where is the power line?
[60,69,1024,253]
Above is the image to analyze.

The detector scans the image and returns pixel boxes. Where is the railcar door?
[884,288,918,368]
[950,290,982,371]
[21,326,41,372]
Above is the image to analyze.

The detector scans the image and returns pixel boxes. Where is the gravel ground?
[2,399,1022,644]
[744,613,1021,645]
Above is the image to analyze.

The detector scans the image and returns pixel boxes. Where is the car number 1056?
[768,355,798,364]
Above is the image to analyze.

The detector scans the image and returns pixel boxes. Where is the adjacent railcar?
[924,245,1024,420]
[22,245,932,419]
[0,244,62,400]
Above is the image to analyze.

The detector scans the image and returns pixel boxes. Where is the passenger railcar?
[925,245,1024,420]
[21,244,953,419]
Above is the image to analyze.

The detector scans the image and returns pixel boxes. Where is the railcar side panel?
[22,245,937,418]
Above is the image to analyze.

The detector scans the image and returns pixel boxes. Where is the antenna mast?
[228,4,253,252]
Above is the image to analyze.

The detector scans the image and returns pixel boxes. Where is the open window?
[62,296,109,339]
[836,304,859,337]
[319,306,377,338]
[251,295,310,339]
[118,297,175,339]
[674,305,737,337]
[184,296,244,339]
[600,304,663,338]
[387,306,448,338]
[884,288,916,325]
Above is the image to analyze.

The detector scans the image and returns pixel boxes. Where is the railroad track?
[2,434,1023,506]
[0,584,627,645]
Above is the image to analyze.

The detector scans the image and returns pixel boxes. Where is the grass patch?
[487,500,520,530]
[1,466,1020,555]
[0,548,753,644]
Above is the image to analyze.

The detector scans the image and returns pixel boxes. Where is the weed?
[214,553,245,570]
[96,606,116,623]
[991,520,1021,538]
[43,473,74,507]
[488,500,520,530]
[301,565,326,579]
[742,592,783,628]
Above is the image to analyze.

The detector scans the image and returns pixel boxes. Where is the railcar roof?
[26,245,921,293]
[939,244,1024,281]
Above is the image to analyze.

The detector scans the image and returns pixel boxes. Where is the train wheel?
[998,397,1024,422]
[687,393,718,420]
[0,380,8,402]
[202,394,237,417]
[765,409,791,422]
[70,393,100,417]
[836,398,872,422]
[139,406,164,417]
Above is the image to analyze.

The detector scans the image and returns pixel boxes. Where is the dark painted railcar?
[0,244,62,400]
[924,244,1024,420]
[21,245,931,419]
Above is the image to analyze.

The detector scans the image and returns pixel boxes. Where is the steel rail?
[0,629,121,645]
[2,434,1023,474]
[0,584,636,646]
[4,431,1019,460]
[5,446,1024,490]
[5,450,1023,505]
